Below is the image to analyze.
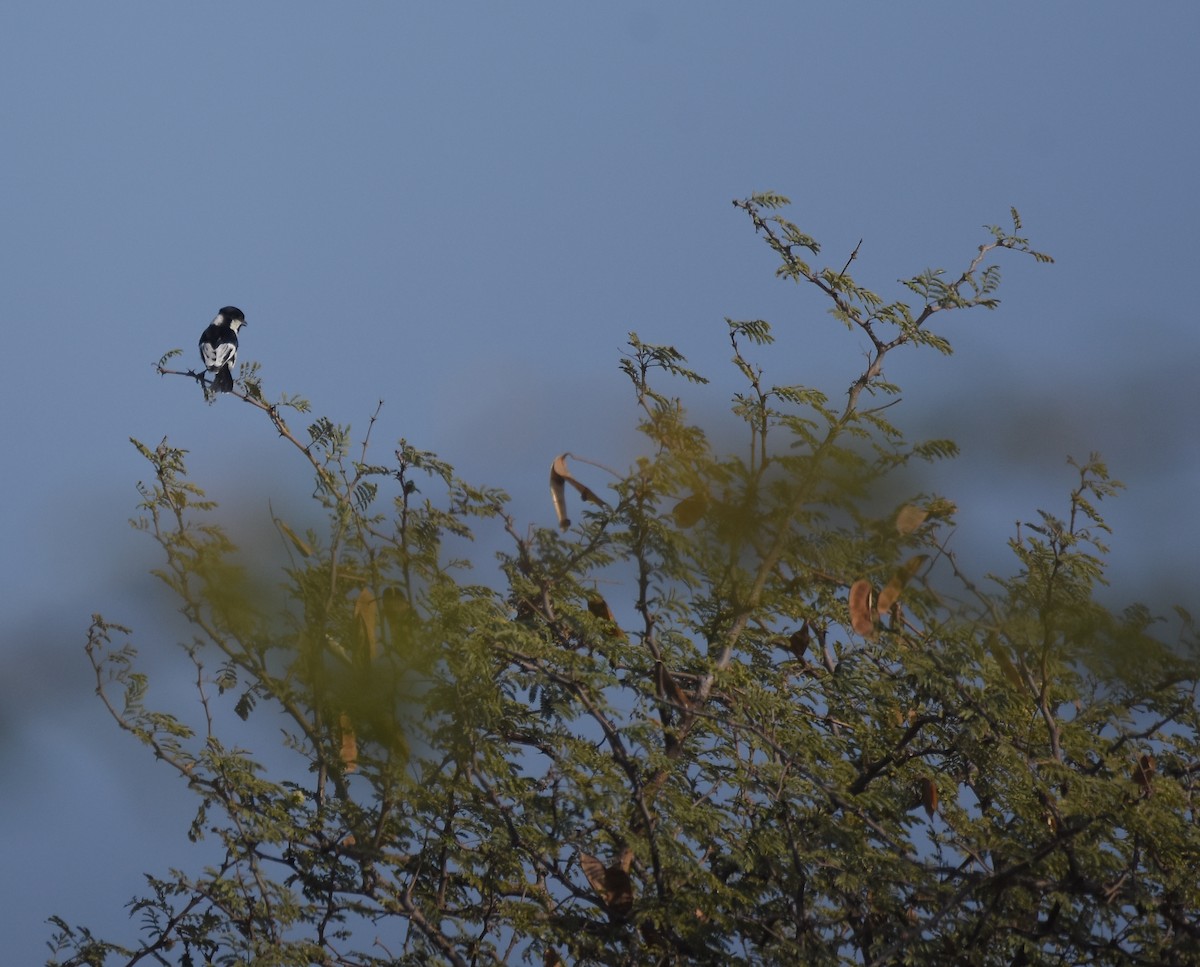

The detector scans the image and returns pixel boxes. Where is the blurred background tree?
[49,196,1199,967]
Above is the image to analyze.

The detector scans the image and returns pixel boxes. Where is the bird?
[198,306,247,393]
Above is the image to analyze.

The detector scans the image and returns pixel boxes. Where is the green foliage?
[50,198,1200,967]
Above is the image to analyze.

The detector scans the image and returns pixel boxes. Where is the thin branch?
[838,238,863,280]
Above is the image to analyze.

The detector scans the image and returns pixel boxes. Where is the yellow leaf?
[848,580,876,637]
[339,712,358,773]
[273,514,313,557]
[1039,790,1061,833]
[380,586,410,650]
[354,587,381,661]
[987,634,1023,688]
[895,504,929,535]
[876,555,927,615]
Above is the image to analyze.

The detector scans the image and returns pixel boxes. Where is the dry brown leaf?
[1039,791,1061,833]
[848,579,876,637]
[586,594,616,623]
[579,852,607,895]
[542,951,564,967]
[579,851,634,920]
[875,578,903,616]
[895,504,929,535]
[354,587,381,661]
[550,454,609,531]
[671,493,708,528]
[339,712,358,773]
[1133,754,1156,796]
[920,776,938,818]
[549,458,570,530]
[586,593,626,640]
[655,660,690,709]
[604,864,634,919]
[549,460,569,530]
[876,555,927,615]
[788,621,811,660]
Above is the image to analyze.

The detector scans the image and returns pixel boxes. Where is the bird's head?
[215,306,247,332]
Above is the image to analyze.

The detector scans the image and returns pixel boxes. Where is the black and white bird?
[198,306,247,393]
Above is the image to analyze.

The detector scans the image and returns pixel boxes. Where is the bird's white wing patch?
[201,340,238,371]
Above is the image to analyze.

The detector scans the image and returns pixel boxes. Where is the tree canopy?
[50,195,1200,967]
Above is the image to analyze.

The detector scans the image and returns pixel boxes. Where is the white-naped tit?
[198,306,247,393]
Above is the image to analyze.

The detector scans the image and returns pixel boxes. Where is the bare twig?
[838,238,863,280]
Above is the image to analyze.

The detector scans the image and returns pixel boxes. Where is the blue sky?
[2,3,1197,960]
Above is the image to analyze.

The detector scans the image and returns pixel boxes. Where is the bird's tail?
[213,366,234,393]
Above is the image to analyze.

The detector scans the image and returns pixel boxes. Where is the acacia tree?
[50,195,1200,966]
